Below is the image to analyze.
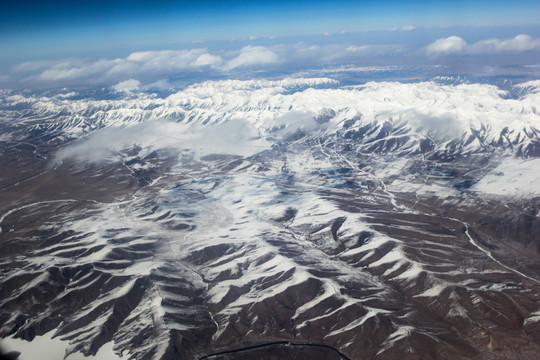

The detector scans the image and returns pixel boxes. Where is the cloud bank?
[5,42,404,88]
[3,33,540,89]
[36,49,222,82]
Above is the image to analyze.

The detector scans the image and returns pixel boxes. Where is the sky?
[1,0,540,89]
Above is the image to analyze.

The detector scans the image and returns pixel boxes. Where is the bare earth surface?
[1,80,540,359]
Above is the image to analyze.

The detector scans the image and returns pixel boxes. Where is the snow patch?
[472,157,540,196]
[1,331,121,360]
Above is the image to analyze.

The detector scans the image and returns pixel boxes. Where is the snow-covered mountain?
[1,78,540,359]
[2,78,539,159]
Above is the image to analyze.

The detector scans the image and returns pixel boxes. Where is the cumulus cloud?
[11,46,281,86]
[5,32,540,89]
[426,35,467,56]
[31,49,221,83]
[224,46,280,71]
[469,34,540,53]
[426,34,540,57]
[125,49,216,72]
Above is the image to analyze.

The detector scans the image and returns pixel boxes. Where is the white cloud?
[224,46,280,71]
[55,118,268,163]
[346,45,374,53]
[111,79,140,92]
[496,34,540,51]
[125,49,208,72]
[22,47,279,85]
[426,36,467,56]
[34,49,219,83]
[144,79,174,90]
[469,34,540,53]
[13,60,58,73]
[496,34,539,51]
[282,43,320,57]
[7,32,540,89]
[38,58,116,81]
[346,44,405,56]
[7,41,409,87]
[315,43,406,62]
[191,53,223,68]
[426,34,540,57]
[106,62,138,77]
[401,25,416,31]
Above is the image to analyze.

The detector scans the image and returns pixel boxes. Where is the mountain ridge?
[1,77,540,360]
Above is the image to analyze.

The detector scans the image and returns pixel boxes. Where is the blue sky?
[1,0,540,89]
[3,0,539,56]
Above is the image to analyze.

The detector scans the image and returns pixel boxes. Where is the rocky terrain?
[1,78,540,359]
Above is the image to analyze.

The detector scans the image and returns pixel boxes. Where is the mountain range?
[1,77,540,359]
